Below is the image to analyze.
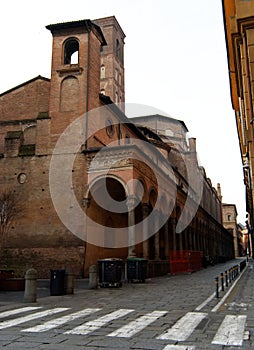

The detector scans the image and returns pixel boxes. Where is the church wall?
[0,79,50,121]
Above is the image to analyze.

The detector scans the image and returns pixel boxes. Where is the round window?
[17,173,27,184]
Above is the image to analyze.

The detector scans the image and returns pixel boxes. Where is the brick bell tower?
[94,16,125,110]
[46,20,107,141]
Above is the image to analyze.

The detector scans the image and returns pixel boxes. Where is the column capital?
[126,195,138,210]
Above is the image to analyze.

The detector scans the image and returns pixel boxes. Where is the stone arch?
[85,174,128,199]
[85,175,128,249]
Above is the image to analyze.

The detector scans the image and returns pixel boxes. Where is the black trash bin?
[127,258,148,283]
[50,269,65,296]
[98,259,123,287]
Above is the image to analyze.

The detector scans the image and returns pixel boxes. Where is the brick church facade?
[0,17,234,278]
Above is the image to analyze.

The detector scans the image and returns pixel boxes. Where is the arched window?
[63,38,79,65]
[100,65,105,79]
[115,91,118,103]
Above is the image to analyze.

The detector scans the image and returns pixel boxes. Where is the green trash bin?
[98,259,123,287]
[127,258,148,283]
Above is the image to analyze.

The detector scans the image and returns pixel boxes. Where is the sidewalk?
[0,278,90,306]
[0,257,252,310]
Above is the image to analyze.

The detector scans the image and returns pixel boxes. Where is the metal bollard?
[220,273,224,292]
[225,270,228,287]
[235,265,238,278]
[89,264,98,289]
[215,276,219,298]
[24,268,37,303]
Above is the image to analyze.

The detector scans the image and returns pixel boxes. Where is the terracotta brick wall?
[0,78,50,121]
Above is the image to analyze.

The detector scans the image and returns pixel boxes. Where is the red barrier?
[169,250,202,274]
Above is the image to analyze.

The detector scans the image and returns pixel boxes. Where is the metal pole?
[215,277,219,298]
[220,273,224,292]
[225,270,228,287]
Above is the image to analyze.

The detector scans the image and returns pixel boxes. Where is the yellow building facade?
[222,0,254,256]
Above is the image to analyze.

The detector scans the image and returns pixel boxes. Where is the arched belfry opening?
[63,38,79,64]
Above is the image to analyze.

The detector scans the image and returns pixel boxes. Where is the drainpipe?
[84,22,91,149]
[242,32,254,125]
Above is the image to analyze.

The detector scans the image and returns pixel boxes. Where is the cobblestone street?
[0,258,253,349]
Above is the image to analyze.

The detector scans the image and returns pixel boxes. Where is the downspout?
[242,32,254,124]
[83,22,91,276]
[84,22,91,149]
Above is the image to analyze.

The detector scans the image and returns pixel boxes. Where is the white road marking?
[157,312,207,341]
[212,315,247,346]
[163,345,196,350]
[0,307,41,319]
[22,308,101,332]
[65,308,134,335]
[211,264,247,313]
[196,263,247,312]
[0,308,69,330]
[107,310,167,338]
[195,292,216,311]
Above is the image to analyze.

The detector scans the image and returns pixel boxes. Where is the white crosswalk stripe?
[0,305,249,347]
[0,307,42,319]
[162,345,196,350]
[65,308,134,335]
[107,310,167,338]
[157,312,207,341]
[22,308,101,333]
[212,315,247,346]
[0,308,69,330]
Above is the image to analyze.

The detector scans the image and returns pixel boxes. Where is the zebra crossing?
[0,306,249,347]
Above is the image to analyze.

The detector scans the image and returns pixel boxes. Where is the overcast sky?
[0,0,246,223]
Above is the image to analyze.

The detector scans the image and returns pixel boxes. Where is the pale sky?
[0,0,246,223]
